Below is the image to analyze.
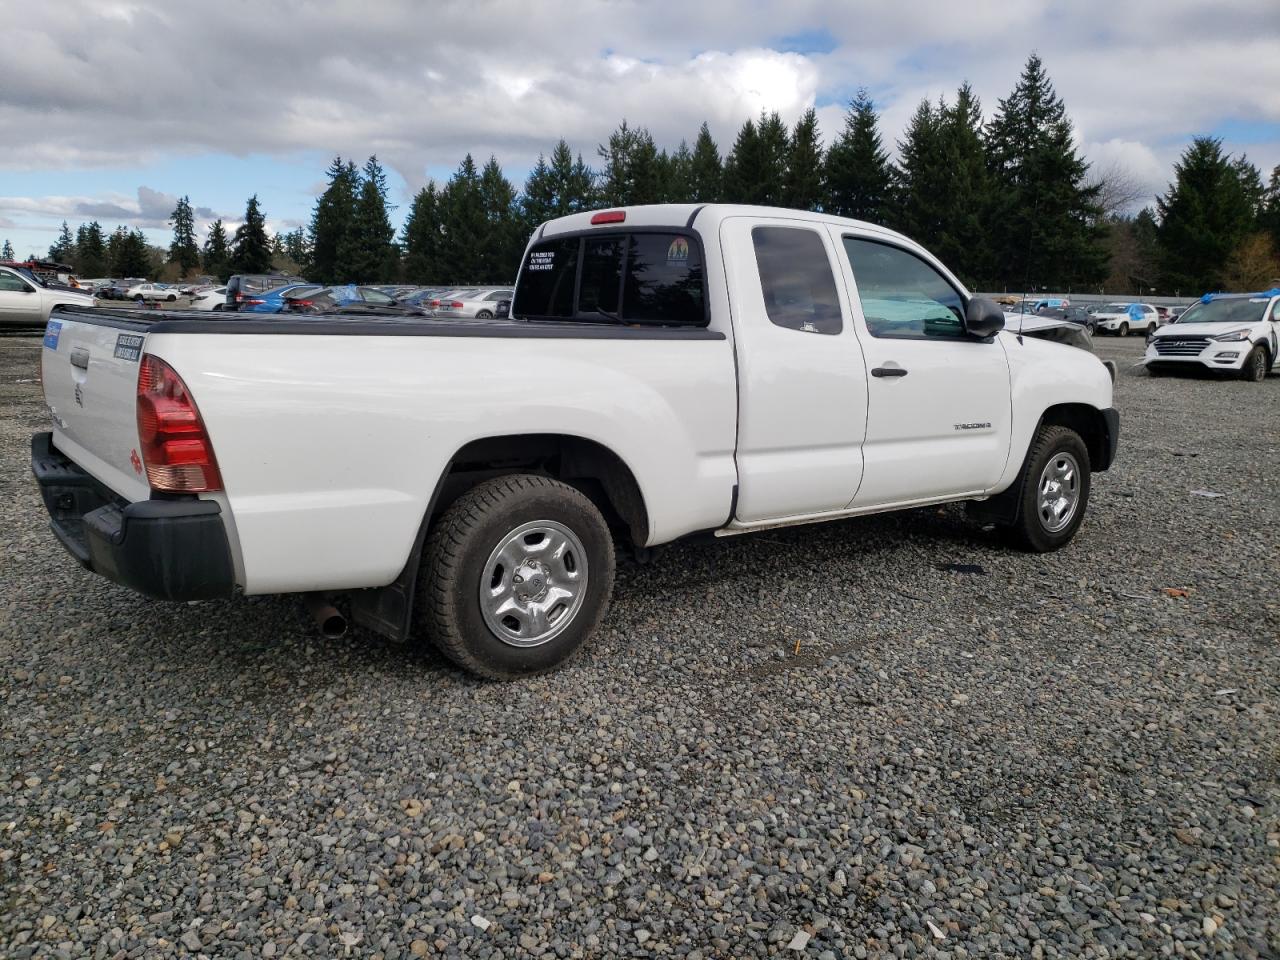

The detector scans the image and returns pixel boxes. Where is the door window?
[842,237,966,340]
[0,271,32,292]
[751,227,842,334]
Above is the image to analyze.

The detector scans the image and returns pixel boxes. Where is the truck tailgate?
[42,315,150,502]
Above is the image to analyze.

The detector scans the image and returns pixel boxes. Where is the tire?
[475,309,493,320]
[134,295,144,303]
[1118,321,1129,337]
[1240,345,1268,382]
[417,474,615,679]
[1007,425,1092,553]
[1146,322,1156,335]
[167,294,177,302]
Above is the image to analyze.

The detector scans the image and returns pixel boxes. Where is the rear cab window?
[513,230,706,327]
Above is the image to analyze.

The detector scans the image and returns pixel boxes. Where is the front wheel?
[1118,321,1129,336]
[1241,345,1268,382]
[417,474,615,679]
[1008,425,1092,552]
[167,294,177,302]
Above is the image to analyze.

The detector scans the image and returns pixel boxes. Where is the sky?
[1,0,1278,262]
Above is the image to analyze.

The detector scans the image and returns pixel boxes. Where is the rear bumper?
[31,432,235,601]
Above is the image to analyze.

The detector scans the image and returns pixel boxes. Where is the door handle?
[871,366,907,378]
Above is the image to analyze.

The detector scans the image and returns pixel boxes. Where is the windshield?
[1176,298,1269,324]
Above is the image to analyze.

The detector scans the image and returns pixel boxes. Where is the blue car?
[241,283,323,313]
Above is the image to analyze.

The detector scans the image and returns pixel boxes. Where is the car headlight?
[1211,329,1253,342]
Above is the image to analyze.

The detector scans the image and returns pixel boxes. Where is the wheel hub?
[479,520,589,648]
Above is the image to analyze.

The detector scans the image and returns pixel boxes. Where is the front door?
[721,216,868,522]
[831,230,1012,507]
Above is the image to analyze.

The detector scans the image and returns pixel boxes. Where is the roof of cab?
[536,203,917,249]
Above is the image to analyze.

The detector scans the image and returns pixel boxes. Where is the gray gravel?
[2,332,1278,959]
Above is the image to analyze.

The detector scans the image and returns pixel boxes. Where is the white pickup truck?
[32,204,1119,679]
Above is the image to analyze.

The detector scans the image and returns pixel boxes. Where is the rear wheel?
[134,295,144,303]
[1118,321,1129,336]
[475,309,494,320]
[1241,345,1268,382]
[1008,425,1091,553]
[1146,321,1156,335]
[417,475,615,679]
[167,294,176,302]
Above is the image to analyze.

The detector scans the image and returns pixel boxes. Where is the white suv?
[1093,302,1160,336]
[1144,290,1280,382]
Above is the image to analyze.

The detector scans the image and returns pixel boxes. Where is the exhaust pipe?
[303,594,348,639]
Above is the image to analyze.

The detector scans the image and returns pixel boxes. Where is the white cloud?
[0,0,1275,217]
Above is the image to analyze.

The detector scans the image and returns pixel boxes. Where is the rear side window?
[751,227,842,334]
[513,232,707,326]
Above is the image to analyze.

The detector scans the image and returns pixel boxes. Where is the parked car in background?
[124,282,177,303]
[283,284,406,313]
[1012,296,1071,314]
[190,286,228,311]
[1093,302,1160,336]
[225,274,305,311]
[1144,289,1280,382]
[394,287,451,309]
[0,264,95,328]
[100,278,146,300]
[240,283,323,314]
[431,287,515,320]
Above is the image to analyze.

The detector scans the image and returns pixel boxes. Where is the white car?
[190,286,228,311]
[1144,290,1280,382]
[34,203,1118,679]
[0,265,95,328]
[431,287,514,320]
[125,282,177,303]
[1093,302,1160,336]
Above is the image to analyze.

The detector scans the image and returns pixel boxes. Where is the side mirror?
[964,297,1005,338]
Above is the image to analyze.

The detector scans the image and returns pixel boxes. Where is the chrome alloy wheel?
[1037,451,1081,533]
[479,520,588,647]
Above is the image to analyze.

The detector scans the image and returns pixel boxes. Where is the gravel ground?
[2,331,1278,959]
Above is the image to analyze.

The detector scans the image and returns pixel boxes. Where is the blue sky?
[2,0,1278,263]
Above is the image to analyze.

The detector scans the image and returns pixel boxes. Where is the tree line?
[25,54,1280,295]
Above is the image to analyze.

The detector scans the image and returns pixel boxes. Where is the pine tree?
[1262,165,1280,251]
[896,98,947,239]
[282,228,310,272]
[402,182,444,283]
[522,154,557,229]
[202,220,230,279]
[49,221,76,263]
[548,141,596,214]
[108,227,152,277]
[1,239,13,260]
[229,195,273,275]
[342,156,397,282]
[826,90,895,223]
[784,108,825,211]
[309,156,361,282]
[985,54,1106,290]
[438,155,487,283]
[1156,137,1259,293]
[597,121,664,206]
[167,196,200,275]
[478,156,523,282]
[75,222,107,277]
[666,141,694,202]
[689,122,723,202]
[930,83,995,285]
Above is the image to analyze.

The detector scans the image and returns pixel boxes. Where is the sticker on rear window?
[114,333,144,362]
[527,250,556,272]
[43,320,62,350]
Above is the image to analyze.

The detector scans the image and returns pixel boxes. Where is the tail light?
[241,297,264,307]
[136,354,223,492]
[591,210,626,224]
[290,299,313,310]
[449,301,463,309]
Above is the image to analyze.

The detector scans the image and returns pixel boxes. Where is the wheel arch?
[348,432,648,642]
[1039,403,1115,472]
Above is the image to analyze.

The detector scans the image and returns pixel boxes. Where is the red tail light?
[591,210,626,224]
[290,299,313,310]
[242,297,264,306]
[449,301,464,308]
[428,299,441,308]
[136,355,223,493]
